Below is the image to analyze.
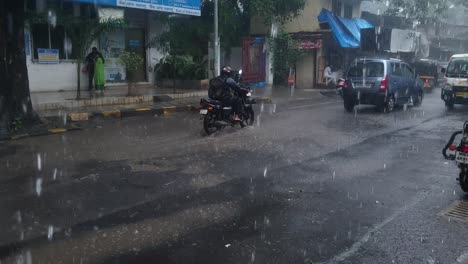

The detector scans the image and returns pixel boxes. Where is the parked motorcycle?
[200,70,256,135]
[443,121,468,192]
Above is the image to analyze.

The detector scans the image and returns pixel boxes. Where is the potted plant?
[118,51,144,96]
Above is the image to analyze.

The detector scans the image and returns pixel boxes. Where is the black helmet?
[221,66,232,76]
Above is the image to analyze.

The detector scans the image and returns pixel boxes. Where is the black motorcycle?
[443,121,468,192]
[200,71,256,135]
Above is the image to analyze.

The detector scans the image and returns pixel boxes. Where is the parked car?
[441,54,468,109]
[341,58,424,113]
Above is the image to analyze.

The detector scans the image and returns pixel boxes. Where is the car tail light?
[380,75,388,92]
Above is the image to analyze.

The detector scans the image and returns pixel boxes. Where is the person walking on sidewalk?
[94,56,105,96]
[85,47,105,93]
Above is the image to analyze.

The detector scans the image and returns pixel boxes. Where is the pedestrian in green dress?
[94,57,105,96]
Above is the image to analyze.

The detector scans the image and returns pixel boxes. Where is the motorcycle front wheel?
[203,112,218,135]
[241,108,255,128]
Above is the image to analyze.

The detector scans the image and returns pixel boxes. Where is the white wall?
[27,62,88,92]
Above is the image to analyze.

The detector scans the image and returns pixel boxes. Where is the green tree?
[271,32,305,84]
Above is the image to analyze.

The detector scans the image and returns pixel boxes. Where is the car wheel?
[344,99,355,112]
[380,95,395,113]
[413,91,423,106]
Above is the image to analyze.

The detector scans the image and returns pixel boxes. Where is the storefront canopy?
[318,8,374,48]
[67,0,201,16]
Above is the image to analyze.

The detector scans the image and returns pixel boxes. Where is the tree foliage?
[271,32,305,84]
[384,0,450,23]
[250,0,307,24]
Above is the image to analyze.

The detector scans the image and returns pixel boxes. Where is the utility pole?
[214,0,220,76]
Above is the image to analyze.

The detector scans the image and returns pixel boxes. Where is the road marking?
[135,108,151,112]
[288,101,337,110]
[48,128,67,134]
[319,194,426,264]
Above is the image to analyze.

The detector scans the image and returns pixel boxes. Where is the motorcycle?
[443,121,468,192]
[200,70,256,135]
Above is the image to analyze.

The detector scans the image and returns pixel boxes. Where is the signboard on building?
[292,34,322,50]
[100,31,127,82]
[69,0,201,16]
[38,49,59,64]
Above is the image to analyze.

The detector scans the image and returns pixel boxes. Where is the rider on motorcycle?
[218,66,243,121]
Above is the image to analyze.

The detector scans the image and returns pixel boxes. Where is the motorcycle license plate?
[200,109,208,115]
[456,152,468,164]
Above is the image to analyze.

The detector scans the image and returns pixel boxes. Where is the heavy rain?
[1,0,468,263]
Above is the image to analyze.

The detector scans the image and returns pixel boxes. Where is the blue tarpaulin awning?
[318,9,374,48]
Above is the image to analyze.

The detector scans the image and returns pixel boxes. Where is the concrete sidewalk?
[5,85,330,141]
[31,84,207,112]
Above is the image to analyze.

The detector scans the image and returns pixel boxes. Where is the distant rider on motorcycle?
[218,66,243,121]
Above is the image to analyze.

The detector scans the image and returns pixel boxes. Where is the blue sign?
[38,49,60,64]
[68,0,201,16]
[128,40,141,47]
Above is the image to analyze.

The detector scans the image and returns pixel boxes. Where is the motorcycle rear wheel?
[203,112,218,135]
[241,108,255,128]
[460,169,468,192]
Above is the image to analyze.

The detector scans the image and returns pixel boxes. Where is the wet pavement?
[1,88,468,263]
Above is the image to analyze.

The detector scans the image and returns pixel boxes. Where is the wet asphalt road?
[1,88,468,264]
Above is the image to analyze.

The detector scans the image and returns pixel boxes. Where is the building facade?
[250,0,364,88]
[25,0,200,93]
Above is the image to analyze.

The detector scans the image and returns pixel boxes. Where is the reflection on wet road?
[1,89,468,263]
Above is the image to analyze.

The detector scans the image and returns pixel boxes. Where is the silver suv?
[341,58,424,113]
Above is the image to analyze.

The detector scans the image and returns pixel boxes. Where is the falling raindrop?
[383,163,386,169]
[36,178,42,197]
[250,252,255,263]
[333,171,336,180]
[37,154,42,171]
[47,225,54,241]
[53,168,57,181]
[16,211,22,224]
[263,167,268,178]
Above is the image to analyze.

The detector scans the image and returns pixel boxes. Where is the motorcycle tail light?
[462,143,468,153]
[449,144,457,151]
[337,79,348,89]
